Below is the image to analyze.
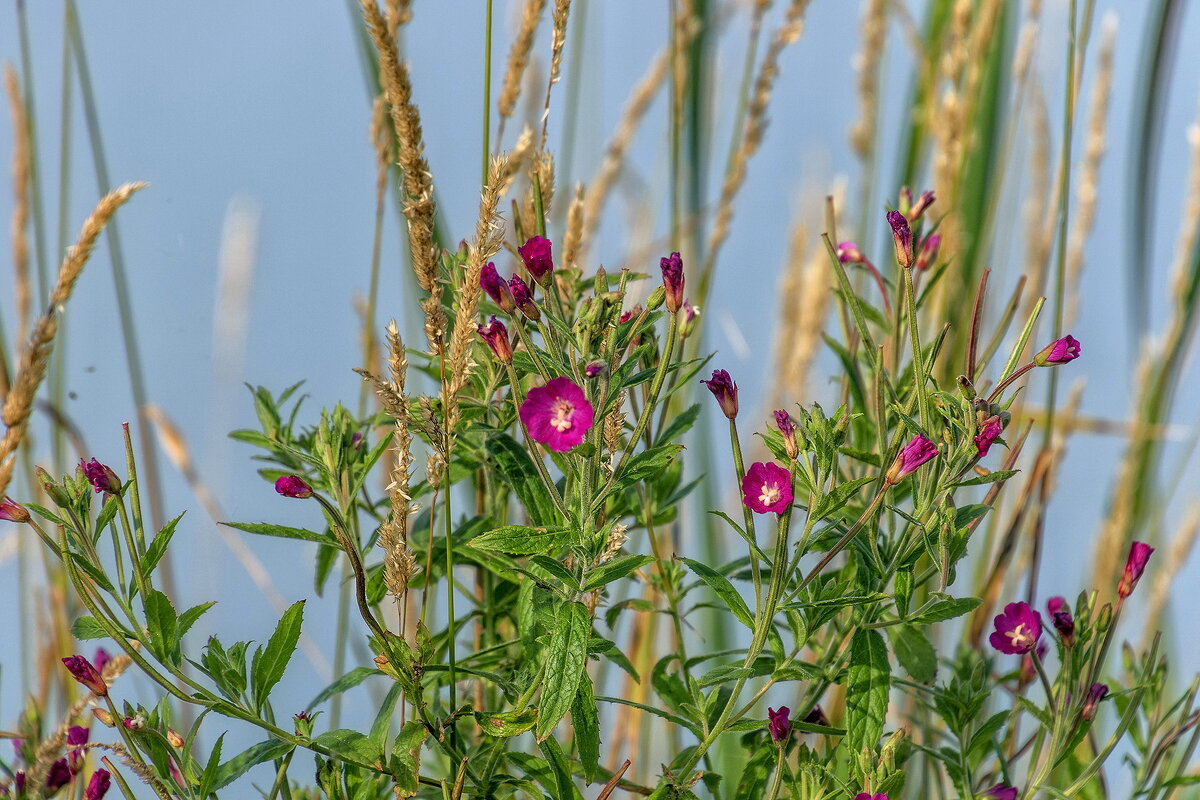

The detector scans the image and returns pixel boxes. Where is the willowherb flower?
[983,784,1018,800]
[916,233,941,270]
[660,251,684,313]
[680,300,700,339]
[122,715,144,731]
[480,261,514,313]
[908,189,936,221]
[62,654,108,696]
[93,647,112,674]
[974,415,1004,458]
[854,793,887,800]
[1082,682,1109,721]
[1047,596,1066,615]
[804,706,830,727]
[275,475,314,499]
[1019,641,1047,686]
[836,241,866,264]
[584,361,606,378]
[884,435,938,484]
[990,601,1042,655]
[46,759,72,792]
[1117,541,1154,598]
[477,316,513,364]
[1033,334,1081,366]
[0,497,30,523]
[508,274,539,320]
[767,706,791,742]
[81,458,121,495]
[887,210,913,267]
[517,235,554,284]
[1052,609,1076,646]
[774,410,799,459]
[519,377,595,452]
[741,462,793,515]
[67,725,89,773]
[701,369,738,419]
[85,768,112,800]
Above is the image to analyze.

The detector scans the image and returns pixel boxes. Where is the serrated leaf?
[571,672,601,782]
[812,476,875,520]
[390,721,427,798]
[582,554,654,591]
[846,629,889,753]
[313,729,382,768]
[476,708,539,737]
[251,600,304,709]
[212,737,293,790]
[71,616,108,641]
[953,469,1018,487]
[486,434,558,526]
[887,625,937,683]
[223,521,332,546]
[142,513,184,576]
[144,590,179,662]
[655,403,701,446]
[908,596,982,625]
[536,601,591,741]
[307,667,382,711]
[679,557,754,630]
[609,444,684,494]
[471,525,576,555]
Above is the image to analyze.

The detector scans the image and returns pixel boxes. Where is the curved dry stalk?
[5,65,31,349]
[498,0,548,130]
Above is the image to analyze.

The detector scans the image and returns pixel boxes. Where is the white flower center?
[1005,623,1032,648]
[758,482,781,507]
[550,399,575,432]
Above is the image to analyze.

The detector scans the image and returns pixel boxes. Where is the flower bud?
[803,706,830,727]
[477,316,513,364]
[774,410,798,459]
[679,301,700,339]
[122,715,145,731]
[659,252,684,313]
[836,241,866,264]
[80,458,122,495]
[0,497,30,523]
[480,262,515,313]
[908,189,936,221]
[584,361,607,379]
[1033,334,1081,366]
[973,415,1004,458]
[167,728,185,748]
[274,475,313,499]
[887,210,913,268]
[1082,682,1108,721]
[701,370,738,419]
[294,710,315,737]
[1117,541,1154,599]
[85,768,112,800]
[646,286,666,312]
[507,275,540,320]
[37,466,72,507]
[517,235,554,285]
[884,435,938,484]
[1052,610,1075,646]
[93,708,116,727]
[767,706,791,743]
[915,233,941,270]
[62,655,108,696]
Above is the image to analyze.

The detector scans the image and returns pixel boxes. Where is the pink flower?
[989,601,1042,655]
[660,252,684,313]
[275,475,313,499]
[701,369,738,419]
[85,768,112,800]
[519,377,594,452]
[908,189,936,221]
[62,654,108,696]
[93,647,112,674]
[804,706,830,727]
[480,262,514,312]
[1046,596,1066,616]
[836,241,866,264]
[46,759,72,791]
[854,794,887,800]
[518,236,554,284]
[774,410,799,458]
[767,706,790,742]
[1033,334,1081,366]
[477,316,513,364]
[983,784,1017,800]
[0,497,30,523]
[680,300,700,339]
[584,361,606,378]
[884,435,938,484]
[974,415,1004,458]
[1117,541,1154,598]
[508,275,539,320]
[67,725,89,772]
[1082,682,1108,721]
[887,210,913,267]
[916,233,941,270]
[81,458,121,495]
[741,462,793,515]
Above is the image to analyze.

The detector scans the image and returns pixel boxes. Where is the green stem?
[481,0,494,187]
[728,417,762,614]
[902,266,931,432]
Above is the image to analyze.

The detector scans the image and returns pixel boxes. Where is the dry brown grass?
[498,0,548,129]
[5,66,31,350]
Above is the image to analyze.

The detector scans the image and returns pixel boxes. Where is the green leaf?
[610,444,684,493]
[71,616,108,641]
[528,554,581,590]
[581,554,654,591]
[389,721,427,798]
[887,625,937,683]
[571,672,601,783]
[812,476,875,520]
[144,589,179,662]
[224,521,332,546]
[142,513,184,576]
[370,683,405,749]
[313,729,382,768]
[846,629,890,753]
[538,738,580,800]
[476,708,539,737]
[486,434,558,525]
[655,403,701,446]
[536,601,591,741]
[177,601,217,641]
[212,737,293,790]
[251,600,305,709]
[908,596,981,625]
[307,667,382,711]
[471,525,576,555]
[679,557,754,630]
[953,469,1018,487]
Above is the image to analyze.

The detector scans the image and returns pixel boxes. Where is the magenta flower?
[916,233,942,270]
[81,458,121,495]
[774,410,799,458]
[701,369,738,420]
[884,435,938,484]
[974,415,1004,458]
[275,475,313,499]
[983,784,1017,800]
[480,262,514,313]
[0,497,30,523]
[508,274,539,320]
[62,654,108,696]
[93,647,112,675]
[741,462,793,515]
[1082,682,1108,721]
[517,235,554,284]
[767,706,791,742]
[1033,334,1081,366]
[584,361,606,378]
[519,377,595,452]
[619,306,640,325]
[908,189,936,221]
[887,210,913,267]
[1046,596,1065,615]
[85,768,112,800]
[477,316,513,364]
[836,241,866,264]
[989,601,1042,655]
[803,706,830,727]
[660,252,684,313]
[1117,541,1154,599]
[854,794,887,800]
[67,725,89,772]
[1052,609,1076,646]
[680,300,700,339]
[46,758,72,791]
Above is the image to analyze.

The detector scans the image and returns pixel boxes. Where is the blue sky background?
[1,0,1199,792]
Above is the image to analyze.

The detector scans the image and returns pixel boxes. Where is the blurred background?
[1,0,1199,791]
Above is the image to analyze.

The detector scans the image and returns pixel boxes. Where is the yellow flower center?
[1005,623,1032,648]
[758,482,781,508]
[550,399,575,432]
